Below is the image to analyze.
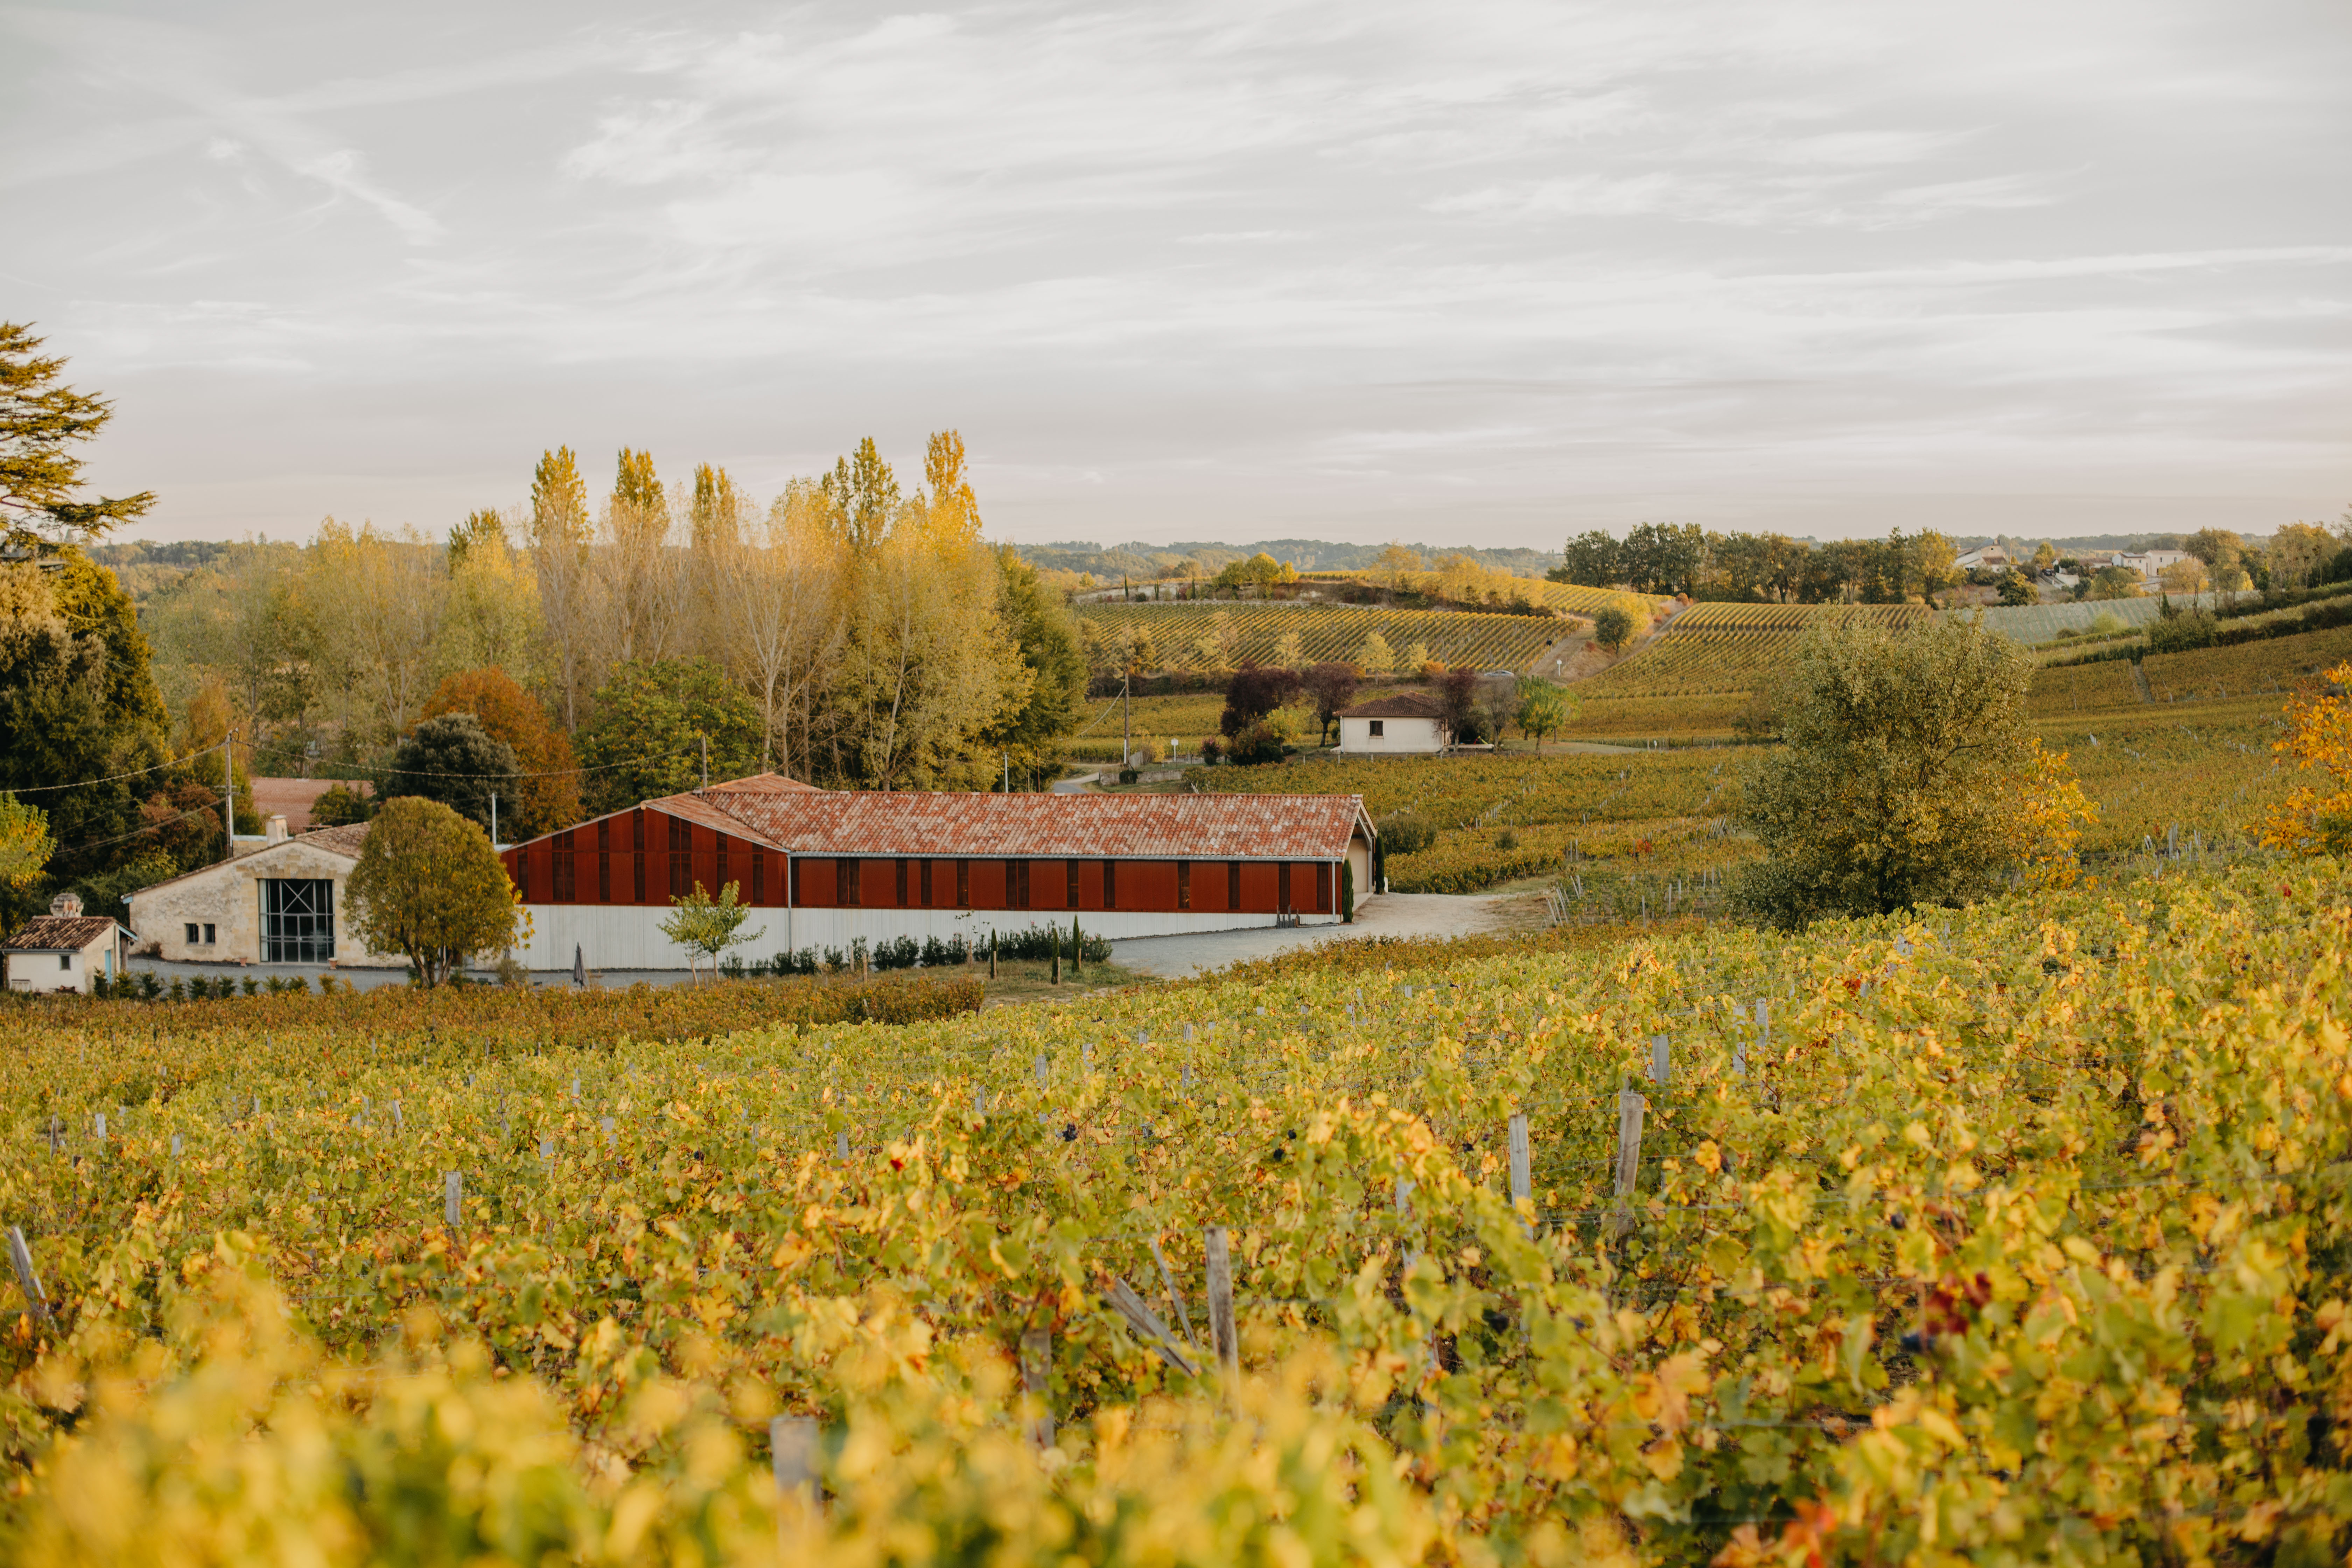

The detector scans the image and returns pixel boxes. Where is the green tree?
[1730,615,2035,929]
[659,880,765,983]
[578,658,764,814]
[2085,565,2140,601]
[344,796,522,988]
[0,322,155,547]
[0,552,172,913]
[1592,607,1634,653]
[1514,677,1573,751]
[984,547,1086,784]
[386,713,521,832]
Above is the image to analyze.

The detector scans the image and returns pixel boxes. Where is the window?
[597,818,611,902]
[896,859,910,906]
[262,878,334,962]
[1369,720,1385,738]
[632,813,646,902]
[58,953,71,971]
[956,859,970,908]
[1104,860,1118,909]
[789,857,801,905]
[669,817,692,898]
[716,834,729,895]
[836,859,860,906]
[751,849,765,904]
[1227,861,1241,909]
[1066,860,1080,908]
[516,847,530,895]
[204,923,216,945]
[184,923,199,944]
[1316,863,1332,912]
[553,835,575,901]
[1177,861,1191,910]
[1008,861,1030,909]
[1279,863,1292,912]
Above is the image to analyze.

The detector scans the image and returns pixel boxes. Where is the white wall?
[4,939,110,995]
[1336,715,1444,754]
[128,843,402,966]
[516,902,1343,971]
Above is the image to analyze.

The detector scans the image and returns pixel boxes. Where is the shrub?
[1379,813,1437,857]
[1592,606,1634,652]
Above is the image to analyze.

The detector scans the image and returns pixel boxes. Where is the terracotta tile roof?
[645,778,1373,859]
[4,915,118,951]
[296,823,373,859]
[250,777,370,832]
[124,821,373,901]
[1336,693,1444,720]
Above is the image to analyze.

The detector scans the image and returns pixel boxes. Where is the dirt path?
[1536,600,1687,685]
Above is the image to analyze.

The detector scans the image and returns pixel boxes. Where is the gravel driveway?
[1107,892,1526,978]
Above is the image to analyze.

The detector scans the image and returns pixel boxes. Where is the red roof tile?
[641,777,1372,859]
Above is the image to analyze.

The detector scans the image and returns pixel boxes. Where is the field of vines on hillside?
[1576,603,1933,703]
[5,858,2352,1566]
[1084,602,1569,676]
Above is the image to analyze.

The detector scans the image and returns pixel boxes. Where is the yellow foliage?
[2016,739,2097,889]
[2259,658,2352,856]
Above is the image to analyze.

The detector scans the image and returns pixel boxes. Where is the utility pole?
[490,792,499,849]
[220,730,234,863]
[1122,664,1132,772]
[699,734,709,790]
[1002,750,1010,793]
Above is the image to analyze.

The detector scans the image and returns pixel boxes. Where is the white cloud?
[0,0,2344,543]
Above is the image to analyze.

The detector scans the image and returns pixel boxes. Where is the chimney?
[48,891,83,918]
[266,814,288,845]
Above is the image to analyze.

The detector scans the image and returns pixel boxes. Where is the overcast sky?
[5,0,2347,549]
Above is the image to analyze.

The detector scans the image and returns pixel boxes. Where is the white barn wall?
[1336,715,1444,754]
[518,902,1346,972]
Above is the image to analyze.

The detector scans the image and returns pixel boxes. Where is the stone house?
[126,822,402,967]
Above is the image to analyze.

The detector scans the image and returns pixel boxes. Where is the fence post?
[6,1226,50,1326]
[1649,1035,1670,1084]
[1507,1111,1531,1228]
[770,1414,820,1523]
[1035,1052,1048,1088]
[1204,1225,1240,1385]
[444,1170,462,1233]
[1608,1087,1646,1240]
[1148,1235,1197,1350]
[1021,1325,1054,1449]
[835,1130,850,1160]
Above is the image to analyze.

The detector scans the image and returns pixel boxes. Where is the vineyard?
[1081,602,1570,676]
[6,855,2352,1565]
[1968,593,2220,645]
[1576,603,1933,704]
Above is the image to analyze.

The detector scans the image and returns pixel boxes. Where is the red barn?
[498,773,1377,971]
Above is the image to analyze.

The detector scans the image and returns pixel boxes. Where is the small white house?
[1955,545,2012,573]
[3,895,131,995]
[1335,693,1448,755]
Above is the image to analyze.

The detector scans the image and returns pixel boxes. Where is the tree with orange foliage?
[2259,658,2352,857]
[418,667,580,838]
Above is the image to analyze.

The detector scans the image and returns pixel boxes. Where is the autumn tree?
[305,521,444,747]
[343,796,522,988]
[0,322,154,547]
[1730,614,2038,928]
[0,793,52,891]
[419,668,579,835]
[1435,666,1483,744]
[2259,660,2352,857]
[1592,607,1634,654]
[527,447,594,730]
